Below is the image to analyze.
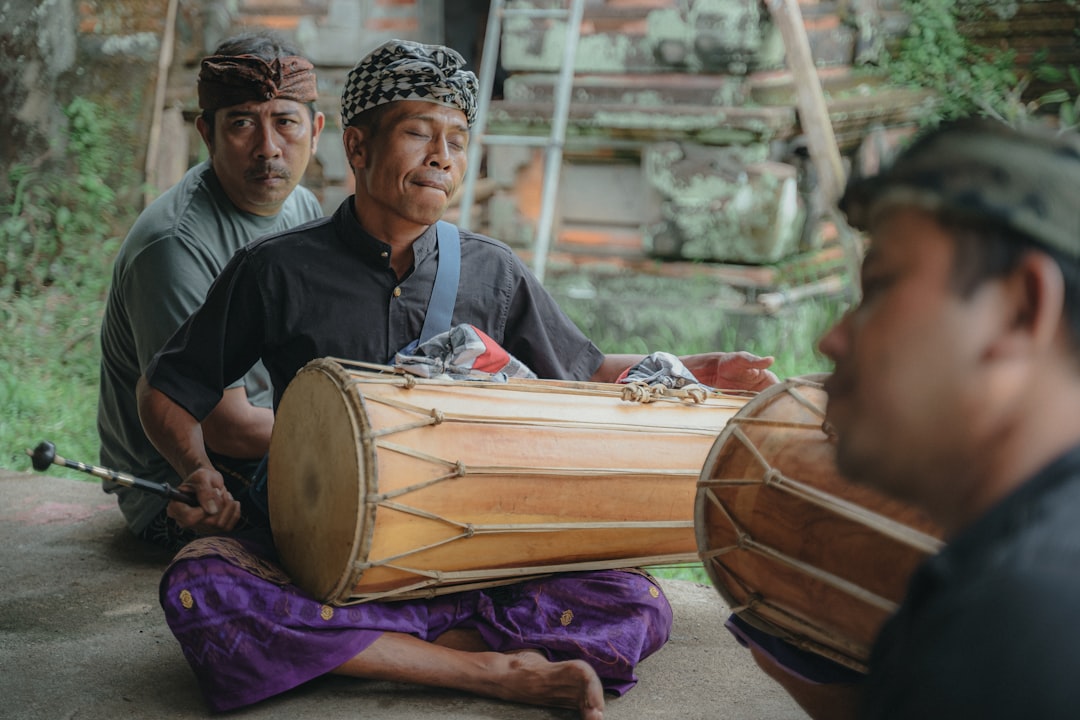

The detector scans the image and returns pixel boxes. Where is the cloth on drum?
[725,614,864,685]
[616,351,707,390]
[394,323,537,381]
[160,537,672,712]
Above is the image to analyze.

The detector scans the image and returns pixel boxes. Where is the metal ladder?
[456,0,586,284]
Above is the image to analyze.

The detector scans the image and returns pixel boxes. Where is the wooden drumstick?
[26,440,199,506]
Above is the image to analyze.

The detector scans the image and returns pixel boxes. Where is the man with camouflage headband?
[135,39,776,717]
[745,119,1080,718]
[97,31,324,551]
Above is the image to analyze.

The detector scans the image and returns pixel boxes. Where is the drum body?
[695,376,944,671]
[270,357,748,605]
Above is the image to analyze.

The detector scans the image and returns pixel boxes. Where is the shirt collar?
[334,197,439,271]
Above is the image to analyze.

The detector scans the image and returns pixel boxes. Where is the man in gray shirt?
[97,30,324,550]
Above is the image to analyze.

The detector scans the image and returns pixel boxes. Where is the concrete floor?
[0,468,808,719]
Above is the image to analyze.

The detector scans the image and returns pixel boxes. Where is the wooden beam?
[764,0,845,206]
[143,0,179,207]
[764,0,862,287]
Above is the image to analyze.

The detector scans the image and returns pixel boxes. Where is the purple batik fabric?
[159,537,672,712]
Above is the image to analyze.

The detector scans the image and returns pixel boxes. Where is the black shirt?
[860,444,1080,719]
[147,198,604,419]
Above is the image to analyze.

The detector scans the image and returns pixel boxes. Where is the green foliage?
[0,97,137,471]
[886,0,1018,123]
[887,0,1080,131]
[2,97,124,300]
[986,59,1080,133]
[547,267,845,380]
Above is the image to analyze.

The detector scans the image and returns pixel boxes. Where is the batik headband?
[198,54,318,111]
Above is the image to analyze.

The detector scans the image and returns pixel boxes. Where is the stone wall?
[0,0,449,210]
[1,0,167,200]
[3,0,1076,222]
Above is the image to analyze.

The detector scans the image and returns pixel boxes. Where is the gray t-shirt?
[97,160,322,534]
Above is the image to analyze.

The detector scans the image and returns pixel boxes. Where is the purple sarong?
[160,537,673,712]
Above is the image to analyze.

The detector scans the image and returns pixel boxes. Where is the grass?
[1,290,104,475]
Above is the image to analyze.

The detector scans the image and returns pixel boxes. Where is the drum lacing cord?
[701,486,903,615]
[354,499,696,567]
[620,382,709,404]
[727,424,943,555]
[762,468,784,487]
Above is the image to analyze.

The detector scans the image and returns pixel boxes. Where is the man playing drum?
[97,31,325,551]
[136,40,777,718]
[743,119,1080,718]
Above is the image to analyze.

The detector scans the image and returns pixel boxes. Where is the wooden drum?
[694,376,945,671]
[269,357,749,605]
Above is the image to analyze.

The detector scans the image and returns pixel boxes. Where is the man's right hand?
[166,466,242,534]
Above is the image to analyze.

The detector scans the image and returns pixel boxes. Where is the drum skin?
[270,357,749,605]
[694,376,944,671]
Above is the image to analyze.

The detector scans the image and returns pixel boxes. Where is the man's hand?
[680,351,780,392]
[166,466,242,534]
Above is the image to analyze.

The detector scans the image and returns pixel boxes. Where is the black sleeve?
[145,247,266,421]
[501,256,604,381]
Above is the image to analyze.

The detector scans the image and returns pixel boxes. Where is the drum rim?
[694,375,827,611]
[693,373,943,672]
[269,357,378,604]
[321,358,379,603]
[693,375,865,665]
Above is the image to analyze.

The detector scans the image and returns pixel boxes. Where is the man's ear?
[342,126,368,171]
[990,251,1066,360]
[309,111,326,154]
[195,114,213,154]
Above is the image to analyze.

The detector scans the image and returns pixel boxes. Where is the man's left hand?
[680,351,780,392]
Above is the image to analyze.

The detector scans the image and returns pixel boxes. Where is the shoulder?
[118,164,214,252]
[120,162,255,266]
[245,213,337,257]
[455,225,527,275]
[457,226,516,255]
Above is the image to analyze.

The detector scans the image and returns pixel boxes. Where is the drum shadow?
[102,523,176,567]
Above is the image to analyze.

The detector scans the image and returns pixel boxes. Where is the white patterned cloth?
[394,324,537,381]
[616,352,706,389]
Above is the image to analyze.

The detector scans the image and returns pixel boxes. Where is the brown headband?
[197,54,318,111]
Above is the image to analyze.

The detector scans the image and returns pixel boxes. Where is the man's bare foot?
[333,632,605,719]
[494,650,605,720]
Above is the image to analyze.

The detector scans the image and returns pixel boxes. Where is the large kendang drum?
[695,376,945,671]
[269,357,750,605]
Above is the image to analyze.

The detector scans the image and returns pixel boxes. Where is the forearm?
[588,354,644,383]
[201,386,273,459]
[136,375,214,479]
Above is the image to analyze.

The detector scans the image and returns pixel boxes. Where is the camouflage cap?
[840,119,1080,257]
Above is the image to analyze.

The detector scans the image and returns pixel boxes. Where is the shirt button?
[381,251,388,258]
[393,287,402,297]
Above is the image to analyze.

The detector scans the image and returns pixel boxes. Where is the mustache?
[246,162,291,181]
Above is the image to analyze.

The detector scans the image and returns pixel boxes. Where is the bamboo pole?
[143,0,179,208]
[765,0,863,289]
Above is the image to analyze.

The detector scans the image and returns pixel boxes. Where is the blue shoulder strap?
[417,220,461,345]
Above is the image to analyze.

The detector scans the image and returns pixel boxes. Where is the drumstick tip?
[27,440,57,471]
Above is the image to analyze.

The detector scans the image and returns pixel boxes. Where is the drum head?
[694,376,943,670]
[269,359,376,603]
